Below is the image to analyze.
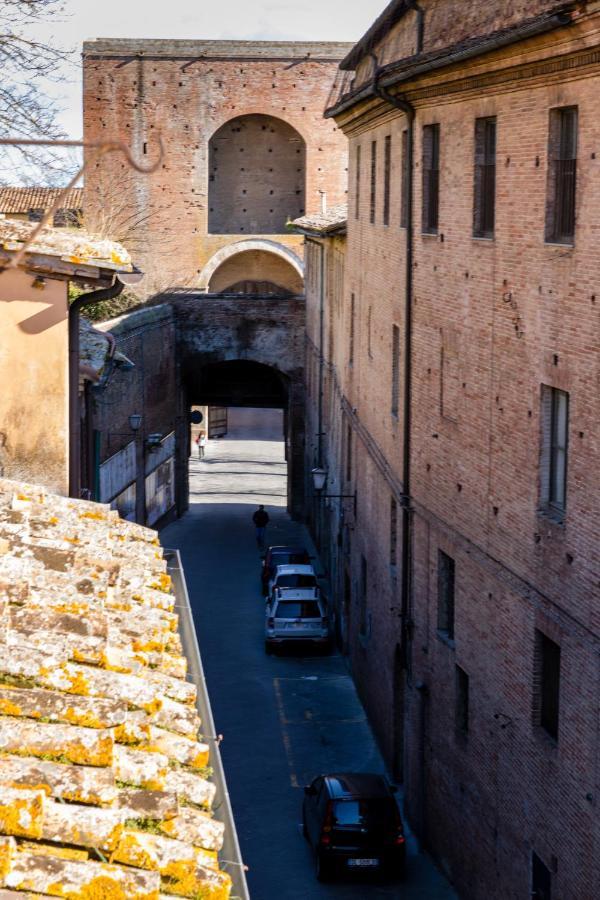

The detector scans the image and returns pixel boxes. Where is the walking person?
[252,505,269,548]
[195,431,206,460]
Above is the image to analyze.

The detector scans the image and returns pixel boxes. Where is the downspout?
[68,278,124,498]
[371,54,415,675]
[305,235,325,546]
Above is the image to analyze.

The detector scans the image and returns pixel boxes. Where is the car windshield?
[272,552,307,565]
[276,574,316,588]
[332,799,397,828]
[275,600,321,619]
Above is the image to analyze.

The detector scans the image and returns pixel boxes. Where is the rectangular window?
[473,117,496,238]
[390,496,398,566]
[422,123,440,233]
[383,135,391,226]
[546,106,577,243]
[437,550,455,640]
[355,145,361,220]
[367,305,373,359]
[369,140,377,224]
[534,630,561,741]
[455,665,469,734]
[540,386,569,514]
[346,423,352,483]
[349,292,355,365]
[359,555,368,635]
[391,324,400,417]
[400,129,409,228]
[531,852,552,900]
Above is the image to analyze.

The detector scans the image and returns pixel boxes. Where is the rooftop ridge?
[83,38,354,59]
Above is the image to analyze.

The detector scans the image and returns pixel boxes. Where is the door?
[208,406,228,438]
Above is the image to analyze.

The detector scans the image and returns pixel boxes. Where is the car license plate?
[347,858,379,867]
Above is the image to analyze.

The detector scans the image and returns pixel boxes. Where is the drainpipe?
[305,235,325,547]
[371,55,415,674]
[68,278,124,498]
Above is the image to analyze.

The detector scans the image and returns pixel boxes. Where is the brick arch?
[208,107,311,149]
[208,112,306,234]
[199,239,304,291]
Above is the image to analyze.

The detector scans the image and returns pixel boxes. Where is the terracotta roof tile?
[0,478,232,900]
[0,187,83,215]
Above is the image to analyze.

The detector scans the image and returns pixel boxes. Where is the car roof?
[273,564,315,576]
[267,546,308,555]
[323,773,392,799]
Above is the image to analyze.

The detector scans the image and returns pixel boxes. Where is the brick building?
[82,39,351,295]
[299,2,600,898]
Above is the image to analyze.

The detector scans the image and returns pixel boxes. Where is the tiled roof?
[0,479,231,900]
[0,219,132,273]
[290,205,348,235]
[0,188,83,215]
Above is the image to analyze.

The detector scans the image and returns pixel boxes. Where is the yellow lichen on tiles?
[4,853,160,898]
[0,789,45,839]
[18,842,88,862]
[159,858,231,900]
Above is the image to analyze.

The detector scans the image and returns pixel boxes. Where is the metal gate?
[208,406,228,438]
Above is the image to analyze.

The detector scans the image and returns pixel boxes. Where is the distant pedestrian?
[195,431,206,459]
[252,505,269,547]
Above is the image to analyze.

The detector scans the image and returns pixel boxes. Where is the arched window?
[208,249,304,295]
[208,114,306,234]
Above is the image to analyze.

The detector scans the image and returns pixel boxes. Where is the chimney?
[319,191,327,215]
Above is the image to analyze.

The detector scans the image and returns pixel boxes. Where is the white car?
[267,563,319,600]
[265,589,330,653]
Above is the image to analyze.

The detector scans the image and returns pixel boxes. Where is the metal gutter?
[327,7,575,118]
[165,549,250,900]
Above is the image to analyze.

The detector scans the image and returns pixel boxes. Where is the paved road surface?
[163,408,457,900]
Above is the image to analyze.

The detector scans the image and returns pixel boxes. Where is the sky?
[34,0,387,140]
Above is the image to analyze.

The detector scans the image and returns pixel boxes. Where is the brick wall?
[312,7,600,899]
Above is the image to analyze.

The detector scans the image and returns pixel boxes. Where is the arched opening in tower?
[208,114,306,234]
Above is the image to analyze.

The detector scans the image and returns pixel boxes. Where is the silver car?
[265,588,330,653]
[267,563,319,600]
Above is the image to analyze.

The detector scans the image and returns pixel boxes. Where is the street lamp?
[311,466,356,515]
[128,413,142,432]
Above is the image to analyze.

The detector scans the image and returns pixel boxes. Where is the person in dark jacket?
[252,505,269,547]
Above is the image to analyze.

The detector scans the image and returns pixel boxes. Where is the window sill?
[537,506,565,527]
[421,230,439,238]
[543,240,574,250]
[472,235,495,243]
[436,630,455,650]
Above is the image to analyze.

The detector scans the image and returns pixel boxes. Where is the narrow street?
[162,409,456,900]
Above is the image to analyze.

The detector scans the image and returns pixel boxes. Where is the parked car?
[302,773,406,882]
[265,588,330,653]
[261,545,311,593]
[267,563,319,600]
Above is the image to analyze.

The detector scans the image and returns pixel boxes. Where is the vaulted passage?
[207,249,304,295]
[208,114,306,234]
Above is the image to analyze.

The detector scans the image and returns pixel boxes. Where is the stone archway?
[198,239,304,292]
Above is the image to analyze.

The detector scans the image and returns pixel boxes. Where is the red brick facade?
[82,40,351,294]
[305,3,600,898]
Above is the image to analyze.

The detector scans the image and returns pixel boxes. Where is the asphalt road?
[163,408,457,900]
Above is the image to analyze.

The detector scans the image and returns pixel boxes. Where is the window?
[28,208,44,222]
[422,124,440,233]
[400,130,409,228]
[531,852,552,900]
[473,117,496,238]
[383,135,391,226]
[437,550,455,640]
[359,555,368,635]
[369,140,377,224]
[455,665,469,734]
[355,145,361,219]
[540,386,569,514]
[367,305,373,359]
[391,324,400,417]
[546,106,577,243]
[390,497,398,566]
[346,423,352,483]
[534,630,561,740]
[349,292,356,365]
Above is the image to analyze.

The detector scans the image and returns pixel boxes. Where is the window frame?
[534,629,561,742]
[455,665,469,735]
[473,116,496,239]
[437,549,455,641]
[391,324,400,418]
[545,106,578,245]
[422,123,440,234]
[369,140,377,225]
[355,144,361,220]
[383,134,391,226]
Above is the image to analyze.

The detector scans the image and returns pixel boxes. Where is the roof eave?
[339,0,409,71]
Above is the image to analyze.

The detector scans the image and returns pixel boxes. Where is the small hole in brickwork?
[493,506,498,516]
[553,354,559,365]
[592,152,596,159]
[538,285,542,293]
[179,81,183,86]
[432,433,438,439]
[242,190,246,194]
[503,278,508,286]
[535,156,540,167]
[242,208,247,212]
[439,233,444,242]
[269,168,273,172]
[488,592,493,600]
[505,156,510,166]
[534,533,541,544]
[427,367,431,374]
[462,382,466,389]
[579,431,584,438]
[495,396,500,404]
[457,484,462,492]
[270,209,273,213]
[591,294,596,303]
[302,107,306,111]
[528,410,532,418]
[240,167,244,172]
[566,553,574,565]
[426,463,431,472]
[143,142,147,154]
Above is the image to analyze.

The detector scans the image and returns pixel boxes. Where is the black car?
[260,545,310,593]
[302,773,406,881]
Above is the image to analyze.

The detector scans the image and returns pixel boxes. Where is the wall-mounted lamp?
[311,466,356,515]
[146,432,163,451]
[128,414,142,432]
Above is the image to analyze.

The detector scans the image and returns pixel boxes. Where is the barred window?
[473,117,496,238]
[422,124,440,233]
[455,665,469,734]
[355,145,361,220]
[349,292,356,366]
[545,106,577,243]
[370,140,377,224]
[540,386,569,515]
[437,550,455,640]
